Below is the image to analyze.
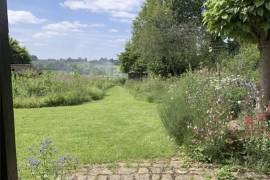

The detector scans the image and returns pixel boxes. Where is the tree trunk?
[260,41,270,106]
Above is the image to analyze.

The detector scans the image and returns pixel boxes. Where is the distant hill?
[32,57,125,77]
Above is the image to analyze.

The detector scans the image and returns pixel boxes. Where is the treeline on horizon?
[9,38,123,76]
[32,57,119,64]
[9,38,119,65]
[32,58,122,76]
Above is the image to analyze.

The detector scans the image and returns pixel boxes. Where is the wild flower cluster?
[24,138,78,180]
[160,71,270,169]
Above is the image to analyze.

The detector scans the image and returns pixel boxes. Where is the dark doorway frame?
[0,0,19,179]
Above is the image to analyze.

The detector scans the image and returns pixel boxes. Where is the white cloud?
[8,10,46,25]
[60,0,144,22]
[109,29,118,33]
[33,42,48,47]
[33,21,97,39]
[108,38,127,43]
[89,24,105,28]
[33,31,65,39]
[43,21,88,32]
[111,11,136,19]
[110,18,132,24]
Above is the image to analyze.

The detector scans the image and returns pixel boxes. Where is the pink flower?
[244,116,253,125]
[257,112,266,122]
[266,104,270,113]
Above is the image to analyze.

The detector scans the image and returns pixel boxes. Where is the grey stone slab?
[138,168,149,174]
[89,168,109,176]
[153,163,166,168]
[117,167,137,175]
[169,161,182,168]
[135,174,150,180]
[97,175,108,180]
[121,175,134,180]
[175,175,202,180]
[162,168,173,174]
[152,174,161,180]
[109,175,121,180]
[174,169,189,175]
[150,167,162,174]
[160,174,173,180]
[139,162,152,167]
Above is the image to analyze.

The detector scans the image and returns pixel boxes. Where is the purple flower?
[27,157,40,169]
[39,138,54,154]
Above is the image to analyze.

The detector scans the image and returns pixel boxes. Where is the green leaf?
[221,14,229,20]
[263,22,270,31]
[255,0,265,7]
[266,2,270,11]
[257,8,264,16]
[241,24,250,32]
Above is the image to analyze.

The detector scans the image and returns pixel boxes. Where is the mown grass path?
[15,86,177,166]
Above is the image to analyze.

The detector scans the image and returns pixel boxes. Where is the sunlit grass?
[15,86,177,168]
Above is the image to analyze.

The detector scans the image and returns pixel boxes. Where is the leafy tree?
[129,0,210,76]
[203,0,270,104]
[118,41,145,73]
[9,38,31,64]
[170,0,205,23]
[31,55,39,61]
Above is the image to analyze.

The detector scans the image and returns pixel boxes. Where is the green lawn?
[15,86,177,167]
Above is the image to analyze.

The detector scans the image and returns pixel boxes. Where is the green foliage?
[159,72,249,147]
[203,0,270,43]
[216,165,237,180]
[243,133,270,172]
[170,0,206,24]
[9,38,31,64]
[20,138,78,179]
[223,44,260,81]
[118,42,146,74]
[153,70,270,170]
[12,72,115,108]
[120,0,219,77]
[15,87,177,177]
[125,78,175,103]
[204,0,270,105]
[159,88,194,144]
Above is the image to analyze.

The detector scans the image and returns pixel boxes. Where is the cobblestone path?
[69,157,270,180]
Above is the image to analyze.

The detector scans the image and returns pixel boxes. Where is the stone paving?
[69,157,270,180]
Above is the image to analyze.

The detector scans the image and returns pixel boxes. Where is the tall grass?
[12,72,116,108]
[125,77,177,103]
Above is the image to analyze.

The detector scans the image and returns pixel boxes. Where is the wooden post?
[0,0,19,179]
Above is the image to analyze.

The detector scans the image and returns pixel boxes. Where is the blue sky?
[7,0,144,60]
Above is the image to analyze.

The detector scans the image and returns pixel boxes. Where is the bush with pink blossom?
[160,70,270,171]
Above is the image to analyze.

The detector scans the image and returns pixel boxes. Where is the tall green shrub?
[223,44,260,81]
[9,38,31,64]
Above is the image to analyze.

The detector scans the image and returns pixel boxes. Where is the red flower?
[257,112,266,122]
[244,116,253,125]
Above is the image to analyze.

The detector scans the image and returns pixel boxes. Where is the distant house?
[10,64,42,75]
